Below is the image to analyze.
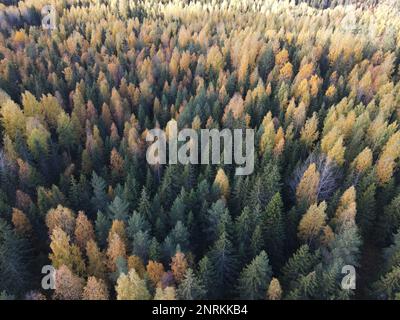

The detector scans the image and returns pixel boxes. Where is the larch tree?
[86,239,107,280]
[298,202,327,244]
[267,278,282,300]
[53,265,84,300]
[82,277,109,300]
[171,251,189,284]
[147,260,165,286]
[115,269,151,300]
[296,163,320,206]
[45,205,76,237]
[49,227,85,276]
[214,168,230,199]
[74,211,95,252]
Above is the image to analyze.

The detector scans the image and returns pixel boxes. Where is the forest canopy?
[1,0,400,300]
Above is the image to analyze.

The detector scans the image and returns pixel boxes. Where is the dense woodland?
[1,0,400,300]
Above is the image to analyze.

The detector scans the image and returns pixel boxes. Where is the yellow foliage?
[298,201,327,243]
[214,168,230,198]
[296,163,320,205]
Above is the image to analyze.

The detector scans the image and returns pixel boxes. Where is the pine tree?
[263,192,286,268]
[95,210,111,248]
[282,245,317,290]
[91,172,108,213]
[108,196,129,221]
[209,232,238,298]
[237,251,272,300]
[177,268,206,300]
[0,219,32,296]
[138,188,152,223]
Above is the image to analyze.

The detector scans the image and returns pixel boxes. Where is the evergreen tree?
[177,268,206,300]
[209,232,238,298]
[0,219,32,296]
[237,251,272,300]
[263,192,286,269]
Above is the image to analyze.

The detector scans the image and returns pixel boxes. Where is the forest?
[1,0,400,300]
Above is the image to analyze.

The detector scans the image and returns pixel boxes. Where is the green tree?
[0,219,32,296]
[177,268,206,300]
[237,251,272,300]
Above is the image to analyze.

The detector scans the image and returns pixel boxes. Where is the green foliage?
[237,251,272,299]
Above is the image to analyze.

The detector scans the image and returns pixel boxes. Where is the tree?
[334,186,357,228]
[108,196,129,221]
[127,255,146,278]
[282,245,317,289]
[237,251,272,300]
[74,211,95,251]
[298,202,327,244]
[214,168,230,199]
[296,163,320,206]
[352,147,373,173]
[177,268,206,300]
[376,132,400,185]
[300,113,319,148]
[11,208,32,236]
[0,219,32,296]
[46,205,75,237]
[115,269,151,300]
[267,278,282,300]
[108,220,127,246]
[86,239,107,280]
[91,172,108,213]
[154,286,176,300]
[53,265,84,300]
[209,232,238,298]
[95,210,111,248]
[263,193,285,268]
[106,233,127,272]
[171,251,188,283]
[49,227,85,276]
[147,260,165,286]
[83,277,109,300]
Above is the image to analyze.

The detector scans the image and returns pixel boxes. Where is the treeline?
[0,0,400,300]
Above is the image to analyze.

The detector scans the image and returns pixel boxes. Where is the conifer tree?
[115,269,151,300]
[82,277,109,300]
[263,192,286,268]
[237,251,272,300]
[177,268,206,300]
[0,219,32,296]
